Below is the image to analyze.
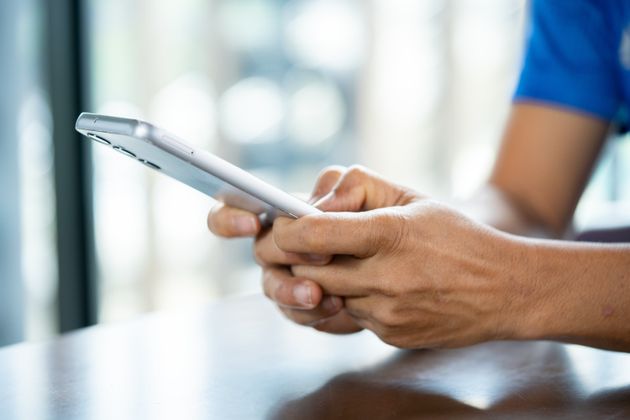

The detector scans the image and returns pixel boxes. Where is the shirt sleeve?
[514,0,622,121]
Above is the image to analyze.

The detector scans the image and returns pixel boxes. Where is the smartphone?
[75,113,320,223]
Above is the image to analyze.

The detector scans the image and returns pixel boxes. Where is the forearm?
[456,186,630,352]
[510,238,630,352]
[453,184,554,238]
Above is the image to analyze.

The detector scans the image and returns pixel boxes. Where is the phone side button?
[139,159,161,170]
[86,132,111,145]
[112,145,136,158]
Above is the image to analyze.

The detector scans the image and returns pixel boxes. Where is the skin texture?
[271,175,630,351]
[207,103,630,351]
[490,101,610,235]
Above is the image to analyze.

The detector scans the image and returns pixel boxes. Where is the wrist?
[494,235,562,342]
[501,238,630,351]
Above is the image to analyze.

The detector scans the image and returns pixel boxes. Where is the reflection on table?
[0,295,628,419]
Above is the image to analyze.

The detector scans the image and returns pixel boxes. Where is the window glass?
[85,0,628,322]
[1,0,56,344]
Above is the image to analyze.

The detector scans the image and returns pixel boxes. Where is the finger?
[207,202,261,237]
[344,296,404,340]
[262,266,323,309]
[345,312,376,333]
[312,309,364,334]
[309,165,346,204]
[254,229,332,267]
[291,256,367,296]
[278,295,344,326]
[314,165,417,212]
[273,209,401,258]
[341,297,380,332]
[343,296,376,321]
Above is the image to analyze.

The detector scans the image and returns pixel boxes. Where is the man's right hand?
[207,166,363,334]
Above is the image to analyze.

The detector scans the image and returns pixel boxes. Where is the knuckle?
[359,212,400,259]
[307,220,326,248]
[319,165,345,180]
[271,221,289,249]
[333,165,367,192]
[207,204,233,237]
[377,212,408,254]
[374,304,402,329]
[312,166,346,198]
[345,164,369,180]
[417,200,445,221]
[295,218,326,251]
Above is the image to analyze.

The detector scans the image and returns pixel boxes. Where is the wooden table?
[0,295,629,419]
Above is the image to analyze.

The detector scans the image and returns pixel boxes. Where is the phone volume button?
[112,145,136,158]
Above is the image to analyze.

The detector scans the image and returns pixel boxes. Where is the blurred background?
[2,0,630,346]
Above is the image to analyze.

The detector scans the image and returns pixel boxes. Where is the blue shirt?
[515,0,630,122]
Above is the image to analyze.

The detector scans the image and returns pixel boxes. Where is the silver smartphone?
[75,113,320,223]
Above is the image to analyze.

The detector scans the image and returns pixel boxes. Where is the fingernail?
[323,296,342,312]
[293,284,312,307]
[233,216,257,235]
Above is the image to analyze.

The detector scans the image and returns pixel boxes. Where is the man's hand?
[253,165,421,333]
[208,166,394,334]
[208,164,630,352]
[272,170,534,349]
